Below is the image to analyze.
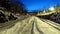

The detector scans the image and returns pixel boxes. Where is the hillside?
[37,10,60,24]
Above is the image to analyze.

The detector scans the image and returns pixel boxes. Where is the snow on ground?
[35,17,60,34]
[0,16,60,34]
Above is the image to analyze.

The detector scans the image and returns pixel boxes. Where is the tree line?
[0,0,27,23]
[0,0,27,14]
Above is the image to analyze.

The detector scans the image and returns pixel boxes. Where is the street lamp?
[49,7,55,11]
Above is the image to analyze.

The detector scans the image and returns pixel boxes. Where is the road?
[34,17,60,34]
[0,16,60,34]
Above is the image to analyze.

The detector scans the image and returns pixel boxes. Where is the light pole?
[49,7,55,11]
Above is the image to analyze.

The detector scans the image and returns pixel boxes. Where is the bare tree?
[0,0,27,14]
[9,0,27,14]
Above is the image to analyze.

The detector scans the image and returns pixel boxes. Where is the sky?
[20,0,60,11]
